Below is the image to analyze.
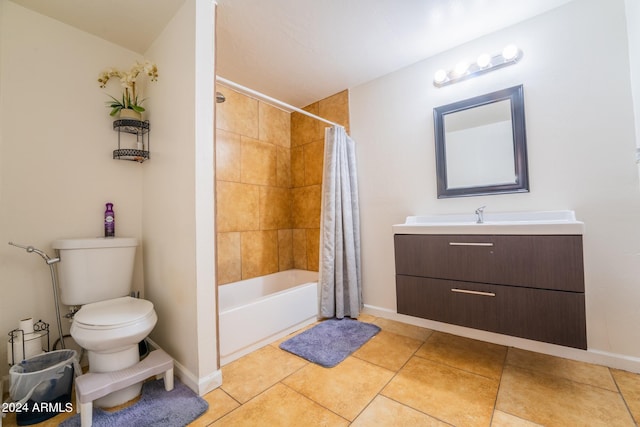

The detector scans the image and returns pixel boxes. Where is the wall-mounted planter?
[118,109,143,121]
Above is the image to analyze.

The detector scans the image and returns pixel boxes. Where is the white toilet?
[51,237,157,408]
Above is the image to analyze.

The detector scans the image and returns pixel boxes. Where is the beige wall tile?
[291,146,305,188]
[215,129,241,182]
[291,185,322,229]
[216,181,259,232]
[291,103,323,146]
[216,232,241,285]
[278,229,294,271]
[319,90,350,132]
[306,228,320,272]
[259,103,290,147]
[216,85,259,138]
[215,88,349,279]
[241,230,279,279]
[240,136,277,186]
[260,186,291,230]
[293,228,308,270]
[304,139,324,186]
[276,146,291,188]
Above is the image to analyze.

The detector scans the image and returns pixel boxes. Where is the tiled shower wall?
[290,91,350,272]
[215,84,350,285]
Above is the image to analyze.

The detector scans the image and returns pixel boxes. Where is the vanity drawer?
[396,274,587,349]
[396,275,500,333]
[394,234,584,292]
[498,285,586,349]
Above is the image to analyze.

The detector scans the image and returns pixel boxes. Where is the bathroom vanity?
[393,211,587,349]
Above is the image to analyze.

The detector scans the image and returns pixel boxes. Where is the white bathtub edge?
[219,269,319,312]
[220,315,318,366]
[220,282,316,316]
[219,271,320,366]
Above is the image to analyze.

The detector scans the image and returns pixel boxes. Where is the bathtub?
[218,269,319,365]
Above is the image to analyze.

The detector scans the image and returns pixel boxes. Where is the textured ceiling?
[10,0,574,107]
[215,0,574,106]
[9,0,186,54]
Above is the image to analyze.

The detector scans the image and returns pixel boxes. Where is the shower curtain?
[319,125,362,319]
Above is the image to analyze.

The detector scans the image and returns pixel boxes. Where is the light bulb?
[476,53,491,68]
[434,69,448,84]
[453,61,469,76]
[502,44,519,61]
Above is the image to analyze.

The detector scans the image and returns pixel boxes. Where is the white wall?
[142,0,219,394]
[0,0,219,393]
[351,0,640,369]
[626,0,640,166]
[0,1,144,378]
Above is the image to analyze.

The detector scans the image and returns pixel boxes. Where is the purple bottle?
[104,203,115,237]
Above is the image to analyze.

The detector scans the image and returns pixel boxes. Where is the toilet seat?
[74,296,155,330]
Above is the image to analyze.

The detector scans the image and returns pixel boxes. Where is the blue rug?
[279,317,381,367]
[60,379,208,427]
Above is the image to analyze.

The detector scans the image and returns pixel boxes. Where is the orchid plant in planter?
[98,60,158,120]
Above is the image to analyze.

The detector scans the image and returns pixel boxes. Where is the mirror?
[434,85,528,198]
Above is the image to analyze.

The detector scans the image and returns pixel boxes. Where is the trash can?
[8,349,78,426]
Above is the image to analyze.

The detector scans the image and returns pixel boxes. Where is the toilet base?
[88,345,142,408]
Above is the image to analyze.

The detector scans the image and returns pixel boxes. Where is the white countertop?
[392,210,585,235]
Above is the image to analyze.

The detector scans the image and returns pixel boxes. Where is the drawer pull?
[451,288,496,297]
[449,242,494,247]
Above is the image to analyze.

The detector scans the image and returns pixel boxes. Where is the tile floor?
[3,314,640,426]
[193,314,640,426]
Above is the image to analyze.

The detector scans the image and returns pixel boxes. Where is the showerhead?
[8,241,59,264]
[216,91,226,103]
[8,241,30,251]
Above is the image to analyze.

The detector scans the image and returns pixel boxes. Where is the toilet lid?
[74,296,154,328]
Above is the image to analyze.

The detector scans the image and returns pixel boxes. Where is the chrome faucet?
[475,206,486,224]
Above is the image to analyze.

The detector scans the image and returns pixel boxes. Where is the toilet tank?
[51,237,138,306]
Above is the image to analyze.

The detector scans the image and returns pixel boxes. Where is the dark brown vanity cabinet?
[394,234,587,349]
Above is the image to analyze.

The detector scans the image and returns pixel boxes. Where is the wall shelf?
[113,119,150,163]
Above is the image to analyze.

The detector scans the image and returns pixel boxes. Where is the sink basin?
[392,210,584,235]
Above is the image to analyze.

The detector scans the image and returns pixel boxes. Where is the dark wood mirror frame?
[434,85,529,198]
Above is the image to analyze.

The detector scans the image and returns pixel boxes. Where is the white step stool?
[74,349,174,427]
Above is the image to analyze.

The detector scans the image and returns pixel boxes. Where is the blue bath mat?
[60,379,208,427]
[279,317,381,367]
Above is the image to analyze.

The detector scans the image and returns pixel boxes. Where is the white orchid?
[98,60,158,116]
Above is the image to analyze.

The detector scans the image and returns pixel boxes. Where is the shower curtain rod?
[215,76,343,128]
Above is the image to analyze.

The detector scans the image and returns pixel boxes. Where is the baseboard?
[363,304,640,374]
[145,338,222,396]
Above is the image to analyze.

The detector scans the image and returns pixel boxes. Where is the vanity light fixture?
[433,44,523,87]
